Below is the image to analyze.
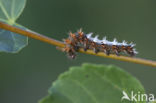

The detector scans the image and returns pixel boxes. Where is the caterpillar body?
[63,30,138,59]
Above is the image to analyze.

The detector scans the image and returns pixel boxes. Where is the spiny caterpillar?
[63,29,138,59]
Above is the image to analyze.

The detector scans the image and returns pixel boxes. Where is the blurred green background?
[0,0,156,103]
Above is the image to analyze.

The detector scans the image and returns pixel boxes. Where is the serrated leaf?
[40,63,145,103]
[0,0,27,53]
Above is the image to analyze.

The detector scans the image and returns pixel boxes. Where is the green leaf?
[40,63,145,103]
[0,0,27,53]
[0,0,26,24]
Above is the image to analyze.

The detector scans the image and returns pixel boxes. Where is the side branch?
[0,22,156,67]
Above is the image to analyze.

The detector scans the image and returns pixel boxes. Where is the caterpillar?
[63,29,138,59]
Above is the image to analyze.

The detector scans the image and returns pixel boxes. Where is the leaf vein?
[11,0,15,19]
[71,79,100,103]
[0,1,10,20]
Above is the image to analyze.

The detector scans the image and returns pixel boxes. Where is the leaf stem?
[0,22,156,67]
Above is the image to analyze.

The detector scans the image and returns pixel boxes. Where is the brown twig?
[0,22,156,67]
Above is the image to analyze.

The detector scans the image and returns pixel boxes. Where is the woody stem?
[0,22,156,67]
